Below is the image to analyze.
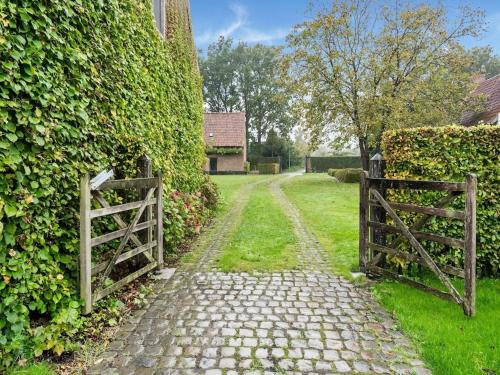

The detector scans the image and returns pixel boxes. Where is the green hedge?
[328,168,362,183]
[306,156,361,172]
[382,125,499,277]
[0,0,206,366]
[258,163,280,174]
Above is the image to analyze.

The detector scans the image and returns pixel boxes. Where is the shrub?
[244,162,251,174]
[329,168,362,183]
[0,0,208,366]
[306,156,361,172]
[258,163,280,174]
[382,125,499,276]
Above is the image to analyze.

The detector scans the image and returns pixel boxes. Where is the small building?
[461,74,500,126]
[204,112,247,174]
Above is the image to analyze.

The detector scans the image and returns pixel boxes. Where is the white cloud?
[196,2,289,47]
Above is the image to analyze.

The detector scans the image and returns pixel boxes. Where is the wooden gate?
[79,160,163,314]
[359,155,477,316]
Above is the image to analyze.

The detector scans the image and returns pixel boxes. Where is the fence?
[80,155,163,314]
[305,156,361,172]
[359,154,477,316]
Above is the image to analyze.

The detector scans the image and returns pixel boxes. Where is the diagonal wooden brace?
[95,187,156,294]
[371,191,460,266]
[371,189,463,305]
[92,191,154,262]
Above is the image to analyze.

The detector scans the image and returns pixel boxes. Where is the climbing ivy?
[0,0,206,366]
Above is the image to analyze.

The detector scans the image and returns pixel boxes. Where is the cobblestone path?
[89,175,430,375]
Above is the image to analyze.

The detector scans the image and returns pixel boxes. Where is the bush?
[306,156,361,172]
[244,161,251,174]
[382,125,499,276]
[0,0,207,366]
[258,163,280,174]
[328,168,362,183]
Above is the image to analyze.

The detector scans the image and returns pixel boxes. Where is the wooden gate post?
[305,156,311,173]
[369,154,386,264]
[359,171,369,272]
[137,155,153,257]
[463,173,477,316]
[156,172,164,269]
[80,174,92,314]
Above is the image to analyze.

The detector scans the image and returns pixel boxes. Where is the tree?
[249,129,302,170]
[464,46,500,78]
[199,37,241,112]
[282,0,484,170]
[199,38,293,149]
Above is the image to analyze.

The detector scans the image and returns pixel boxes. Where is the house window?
[153,0,166,36]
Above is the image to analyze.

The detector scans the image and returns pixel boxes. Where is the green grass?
[281,173,500,375]
[281,173,359,277]
[6,363,54,375]
[375,279,500,375]
[211,175,267,215]
[216,181,299,272]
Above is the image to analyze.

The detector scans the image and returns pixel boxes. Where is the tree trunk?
[359,136,370,171]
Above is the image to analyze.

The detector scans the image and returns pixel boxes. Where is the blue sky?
[191,0,500,54]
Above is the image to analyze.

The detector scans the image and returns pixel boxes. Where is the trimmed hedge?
[328,168,362,183]
[382,125,499,277]
[258,163,280,174]
[0,0,207,366]
[306,156,361,172]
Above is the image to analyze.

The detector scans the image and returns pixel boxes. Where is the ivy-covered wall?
[382,125,499,277]
[0,0,206,365]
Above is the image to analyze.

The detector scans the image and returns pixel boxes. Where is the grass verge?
[216,180,299,272]
[281,173,359,277]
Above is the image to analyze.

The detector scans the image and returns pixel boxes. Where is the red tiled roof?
[204,112,246,147]
[462,75,500,125]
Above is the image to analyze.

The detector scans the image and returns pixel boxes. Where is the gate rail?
[80,157,163,314]
[359,155,477,316]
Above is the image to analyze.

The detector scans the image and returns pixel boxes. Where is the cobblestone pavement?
[89,175,430,375]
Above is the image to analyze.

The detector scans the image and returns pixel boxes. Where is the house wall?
[204,154,245,172]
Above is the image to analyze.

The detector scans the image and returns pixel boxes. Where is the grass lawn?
[281,173,500,375]
[211,175,267,215]
[6,363,54,375]
[216,179,299,272]
[282,173,359,277]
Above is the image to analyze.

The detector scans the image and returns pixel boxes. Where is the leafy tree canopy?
[200,37,294,146]
[464,45,500,79]
[282,0,485,170]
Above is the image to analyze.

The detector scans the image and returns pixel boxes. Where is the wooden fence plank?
[90,198,156,219]
[368,221,465,249]
[93,261,157,302]
[96,177,158,191]
[91,241,157,276]
[368,200,465,220]
[359,171,369,272]
[367,264,458,303]
[155,173,164,269]
[368,178,466,192]
[463,173,477,316]
[371,189,463,305]
[80,174,92,314]
[367,242,464,278]
[91,220,156,247]
[96,188,156,291]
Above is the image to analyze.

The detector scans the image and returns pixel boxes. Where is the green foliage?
[206,146,243,155]
[243,162,251,174]
[257,163,280,175]
[0,0,206,367]
[464,45,500,79]
[283,0,485,169]
[200,37,294,143]
[308,157,361,172]
[382,125,499,276]
[328,168,362,183]
[250,129,302,170]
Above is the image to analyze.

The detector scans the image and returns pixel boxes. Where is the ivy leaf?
[6,133,18,143]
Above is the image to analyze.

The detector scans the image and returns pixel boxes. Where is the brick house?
[204,112,247,173]
[461,74,500,126]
